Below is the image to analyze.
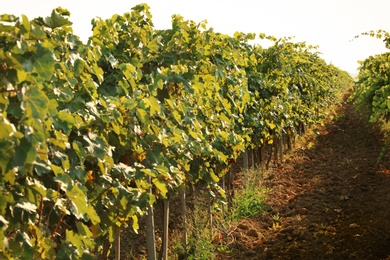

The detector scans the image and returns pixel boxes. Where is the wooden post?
[266,144,273,170]
[208,196,213,241]
[243,149,249,186]
[180,186,187,253]
[279,133,284,163]
[274,138,278,164]
[162,199,169,260]
[115,225,120,260]
[146,176,157,260]
[227,167,233,208]
[221,175,226,213]
[250,149,255,169]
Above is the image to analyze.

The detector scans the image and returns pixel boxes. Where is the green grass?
[228,169,270,221]
[169,168,270,259]
[230,184,269,220]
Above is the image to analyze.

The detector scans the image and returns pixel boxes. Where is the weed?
[167,194,217,260]
[230,188,268,220]
[269,222,282,230]
[229,169,270,221]
[272,213,282,223]
[169,169,270,259]
[186,231,215,260]
[320,223,327,230]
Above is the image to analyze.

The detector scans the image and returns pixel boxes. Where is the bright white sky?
[1,0,390,75]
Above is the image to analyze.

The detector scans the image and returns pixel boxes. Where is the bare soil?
[120,95,390,260]
[217,96,390,259]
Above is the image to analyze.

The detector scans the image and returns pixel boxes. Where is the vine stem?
[91,183,114,204]
[46,184,61,229]
[51,207,67,239]
[0,89,19,93]
[37,194,44,229]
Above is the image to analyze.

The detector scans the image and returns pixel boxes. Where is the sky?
[1,0,390,75]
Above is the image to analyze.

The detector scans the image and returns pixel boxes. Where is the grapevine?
[0,4,353,258]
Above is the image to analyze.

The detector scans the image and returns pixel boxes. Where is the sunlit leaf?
[148,96,161,116]
[14,202,37,213]
[137,108,150,123]
[20,15,30,34]
[52,111,75,135]
[152,178,168,197]
[74,59,86,77]
[22,87,49,120]
[67,184,88,218]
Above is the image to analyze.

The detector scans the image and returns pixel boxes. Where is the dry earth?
[217,96,390,259]
[119,95,390,260]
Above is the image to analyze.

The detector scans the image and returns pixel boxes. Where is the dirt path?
[219,97,390,259]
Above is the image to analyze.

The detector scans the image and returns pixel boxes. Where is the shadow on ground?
[219,98,390,259]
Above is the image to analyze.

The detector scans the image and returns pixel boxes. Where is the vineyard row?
[0,4,353,259]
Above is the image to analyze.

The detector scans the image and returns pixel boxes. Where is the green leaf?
[155,165,168,174]
[20,14,30,34]
[30,26,46,40]
[137,108,150,124]
[132,215,139,232]
[16,69,28,83]
[54,173,72,191]
[49,130,69,150]
[13,137,36,166]
[213,149,228,163]
[141,169,156,177]
[91,63,104,83]
[44,9,72,29]
[74,59,85,77]
[120,63,137,91]
[171,110,181,123]
[76,222,93,237]
[0,93,9,110]
[0,192,13,216]
[50,164,65,176]
[0,215,9,230]
[148,96,160,116]
[268,122,276,130]
[52,111,75,135]
[22,87,49,121]
[123,98,138,110]
[84,134,107,159]
[55,7,71,16]
[32,46,54,80]
[0,49,23,70]
[28,178,47,197]
[0,140,14,173]
[65,230,83,257]
[152,178,168,197]
[209,171,220,183]
[3,170,15,185]
[111,121,121,135]
[0,23,13,32]
[87,206,100,225]
[67,184,89,218]
[0,14,17,22]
